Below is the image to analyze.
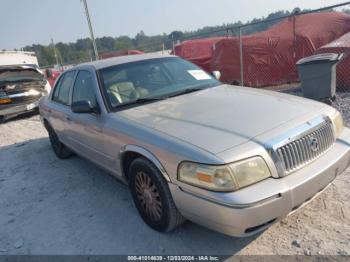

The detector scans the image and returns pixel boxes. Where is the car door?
[49,70,76,144]
[65,70,113,168]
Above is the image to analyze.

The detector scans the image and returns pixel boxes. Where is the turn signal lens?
[0,98,12,104]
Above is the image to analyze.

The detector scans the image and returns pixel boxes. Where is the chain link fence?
[174,2,350,94]
[239,4,350,93]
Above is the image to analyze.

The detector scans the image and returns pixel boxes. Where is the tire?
[129,157,185,232]
[48,126,73,159]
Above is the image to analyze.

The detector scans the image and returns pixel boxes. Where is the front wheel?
[129,157,185,232]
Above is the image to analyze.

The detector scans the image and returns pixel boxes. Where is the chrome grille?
[276,120,335,174]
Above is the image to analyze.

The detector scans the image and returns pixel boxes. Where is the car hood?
[118,85,327,154]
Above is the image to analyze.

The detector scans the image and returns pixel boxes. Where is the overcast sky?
[0,0,346,49]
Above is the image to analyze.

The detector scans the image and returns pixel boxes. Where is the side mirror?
[71,100,97,114]
[211,71,221,80]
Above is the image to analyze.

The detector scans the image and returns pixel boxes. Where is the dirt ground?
[0,112,349,256]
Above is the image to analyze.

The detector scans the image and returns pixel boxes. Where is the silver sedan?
[39,54,350,236]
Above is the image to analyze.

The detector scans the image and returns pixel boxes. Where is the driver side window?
[72,70,98,108]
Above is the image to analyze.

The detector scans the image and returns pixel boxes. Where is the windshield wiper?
[114,86,210,109]
[115,97,165,108]
[166,87,204,98]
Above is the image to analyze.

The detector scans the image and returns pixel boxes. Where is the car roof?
[77,53,176,70]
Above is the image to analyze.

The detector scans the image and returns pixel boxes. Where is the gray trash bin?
[296,53,344,101]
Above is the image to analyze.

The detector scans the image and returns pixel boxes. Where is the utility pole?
[81,0,99,60]
[51,38,60,66]
[239,27,244,86]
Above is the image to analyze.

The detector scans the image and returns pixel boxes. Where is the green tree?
[115,36,134,50]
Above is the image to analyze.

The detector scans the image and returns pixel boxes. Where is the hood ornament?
[309,137,319,152]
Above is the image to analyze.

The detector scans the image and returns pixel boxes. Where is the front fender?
[119,145,171,182]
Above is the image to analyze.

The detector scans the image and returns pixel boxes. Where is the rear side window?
[72,71,97,108]
[52,71,75,105]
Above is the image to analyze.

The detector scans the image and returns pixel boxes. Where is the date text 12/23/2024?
[127,256,220,261]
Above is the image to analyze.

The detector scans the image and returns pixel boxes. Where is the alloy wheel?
[134,171,163,221]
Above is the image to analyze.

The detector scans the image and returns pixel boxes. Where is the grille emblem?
[309,137,319,152]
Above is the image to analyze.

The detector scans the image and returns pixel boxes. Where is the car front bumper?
[169,128,350,237]
[0,100,39,118]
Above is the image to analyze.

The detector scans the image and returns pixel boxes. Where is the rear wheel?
[129,157,185,232]
[48,127,73,159]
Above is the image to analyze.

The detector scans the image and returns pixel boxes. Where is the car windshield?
[98,57,220,108]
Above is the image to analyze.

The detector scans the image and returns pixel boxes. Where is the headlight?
[228,157,272,189]
[331,111,344,138]
[27,89,41,96]
[178,157,271,192]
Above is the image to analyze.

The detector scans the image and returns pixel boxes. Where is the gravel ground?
[0,95,350,256]
[333,93,350,127]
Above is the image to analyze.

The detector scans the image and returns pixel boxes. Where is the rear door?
[48,70,76,143]
[65,70,113,167]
